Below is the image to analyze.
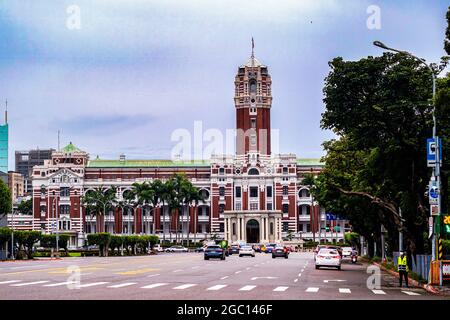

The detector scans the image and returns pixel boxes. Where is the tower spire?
[251,37,255,67]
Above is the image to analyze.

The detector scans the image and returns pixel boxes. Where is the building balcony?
[298,215,310,222]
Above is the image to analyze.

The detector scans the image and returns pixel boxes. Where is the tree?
[445,6,450,55]
[82,186,117,233]
[319,52,436,256]
[17,199,32,215]
[0,180,12,218]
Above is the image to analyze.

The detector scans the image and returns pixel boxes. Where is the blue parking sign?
[427,138,442,167]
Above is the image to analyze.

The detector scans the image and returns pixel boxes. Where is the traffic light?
[325,226,330,232]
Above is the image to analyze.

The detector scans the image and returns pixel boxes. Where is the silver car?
[239,245,255,257]
[165,245,188,253]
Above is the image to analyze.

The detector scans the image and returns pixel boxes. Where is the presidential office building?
[15,52,348,248]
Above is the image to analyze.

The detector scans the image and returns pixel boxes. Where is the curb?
[372,261,442,295]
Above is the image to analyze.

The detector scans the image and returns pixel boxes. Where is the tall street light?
[373,41,439,262]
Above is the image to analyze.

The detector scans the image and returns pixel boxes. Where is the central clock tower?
[234,42,272,156]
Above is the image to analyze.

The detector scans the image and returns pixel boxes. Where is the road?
[0,252,446,300]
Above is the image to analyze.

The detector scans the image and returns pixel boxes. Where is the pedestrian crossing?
[0,280,424,296]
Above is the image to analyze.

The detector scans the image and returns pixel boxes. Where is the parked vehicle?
[264,243,277,254]
[315,248,342,270]
[239,245,255,257]
[272,246,289,259]
[229,244,240,255]
[204,245,226,260]
[341,247,353,259]
[153,244,164,253]
[165,245,188,253]
[194,246,205,253]
[252,245,261,253]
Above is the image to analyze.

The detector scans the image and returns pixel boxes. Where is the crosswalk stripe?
[44,281,78,287]
[306,287,319,293]
[402,291,421,296]
[173,284,197,290]
[239,285,256,291]
[339,288,351,294]
[141,283,168,289]
[207,285,227,291]
[372,289,386,295]
[108,282,137,288]
[220,276,229,280]
[0,280,21,284]
[273,286,289,292]
[78,282,109,288]
[11,281,49,287]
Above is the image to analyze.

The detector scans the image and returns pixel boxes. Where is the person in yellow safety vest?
[397,252,409,288]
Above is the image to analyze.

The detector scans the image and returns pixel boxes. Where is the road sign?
[431,205,439,216]
[429,186,439,199]
[444,215,450,234]
[427,138,442,167]
[429,217,434,238]
[438,238,443,260]
[326,213,337,221]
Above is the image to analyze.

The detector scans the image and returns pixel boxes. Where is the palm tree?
[160,178,177,243]
[82,186,117,233]
[148,180,164,235]
[192,186,207,246]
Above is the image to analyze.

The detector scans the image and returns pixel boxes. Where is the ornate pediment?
[48,168,83,185]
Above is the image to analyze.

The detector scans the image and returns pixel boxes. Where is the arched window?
[249,79,257,93]
[248,168,259,175]
[299,189,310,198]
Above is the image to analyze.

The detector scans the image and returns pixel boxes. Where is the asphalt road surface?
[0,252,447,300]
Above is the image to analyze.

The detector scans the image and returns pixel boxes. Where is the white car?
[238,245,255,257]
[153,244,164,252]
[165,245,188,253]
[341,247,353,259]
[315,248,342,270]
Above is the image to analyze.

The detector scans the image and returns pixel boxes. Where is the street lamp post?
[374,40,440,267]
[10,207,14,260]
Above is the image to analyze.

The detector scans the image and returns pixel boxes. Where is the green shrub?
[87,233,111,256]
[0,227,12,247]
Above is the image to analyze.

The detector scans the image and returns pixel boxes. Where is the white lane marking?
[235,271,242,274]
[306,287,319,293]
[294,279,298,283]
[207,285,227,291]
[324,280,346,283]
[173,284,197,290]
[44,281,77,287]
[0,280,21,284]
[273,286,289,292]
[173,269,183,273]
[301,269,305,272]
[298,273,302,277]
[108,282,137,288]
[11,280,50,287]
[402,291,421,296]
[141,283,168,289]
[372,289,386,295]
[220,276,229,280]
[78,282,109,288]
[251,276,277,280]
[246,267,251,270]
[239,285,256,291]
[147,274,160,278]
[339,288,351,294]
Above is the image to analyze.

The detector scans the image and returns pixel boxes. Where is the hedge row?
[0,228,70,259]
[87,233,159,256]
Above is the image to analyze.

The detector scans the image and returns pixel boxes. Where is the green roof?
[296,158,323,166]
[61,142,82,153]
[87,159,211,168]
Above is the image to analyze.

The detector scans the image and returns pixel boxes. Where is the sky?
[0,0,449,168]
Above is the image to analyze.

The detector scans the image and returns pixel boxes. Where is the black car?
[229,245,240,255]
[272,246,289,259]
[204,245,226,260]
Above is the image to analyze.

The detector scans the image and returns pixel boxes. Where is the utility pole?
[399,208,403,252]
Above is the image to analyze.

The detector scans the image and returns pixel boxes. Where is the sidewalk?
[370,260,450,296]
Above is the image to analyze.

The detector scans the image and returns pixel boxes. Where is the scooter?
[351,253,357,264]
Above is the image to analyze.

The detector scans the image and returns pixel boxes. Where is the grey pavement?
[0,252,447,300]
